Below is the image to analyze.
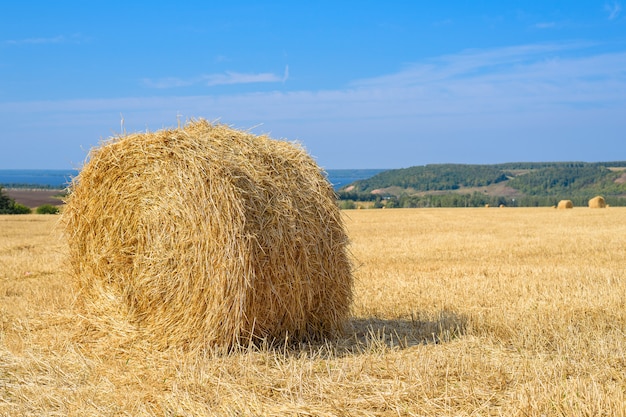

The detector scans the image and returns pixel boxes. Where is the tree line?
[337,162,626,207]
[0,186,31,214]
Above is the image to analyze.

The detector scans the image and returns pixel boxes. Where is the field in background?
[1,208,625,416]
[4,189,65,209]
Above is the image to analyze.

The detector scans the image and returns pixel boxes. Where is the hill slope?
[338,162,626,207]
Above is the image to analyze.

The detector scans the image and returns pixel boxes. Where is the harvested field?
[4,189,64,208]
[1,207,626,416]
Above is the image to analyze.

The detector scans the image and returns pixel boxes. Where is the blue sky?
[1,1,625,169]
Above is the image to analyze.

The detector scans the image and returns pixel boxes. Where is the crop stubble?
[1,207,625,416]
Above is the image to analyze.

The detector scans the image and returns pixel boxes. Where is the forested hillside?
[337,162,626,208]
[349,164,509,191]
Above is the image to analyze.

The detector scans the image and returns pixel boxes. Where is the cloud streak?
[605,2,622,20]
[350,42,595,88]
[143,65,289,89]
[3,34,86,46]
[2,43,626,167]
[534,22,556,29]
[6,43,624,120]
[204,67,287,86]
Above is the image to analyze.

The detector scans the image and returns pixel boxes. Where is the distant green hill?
[337,162,626,208]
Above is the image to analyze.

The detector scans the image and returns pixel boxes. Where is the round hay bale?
[557,200,574,209]
[588,195,606,208]
[63,120,353,350]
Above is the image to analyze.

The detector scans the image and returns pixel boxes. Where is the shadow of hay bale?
[274,310,468,358]
[227,310,468,359]
[344,310,468,351]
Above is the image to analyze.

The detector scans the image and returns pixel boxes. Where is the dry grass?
[2,207,626,416]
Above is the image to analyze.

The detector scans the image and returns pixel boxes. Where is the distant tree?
[0,186,12,210]
[36,204,60,214]
[337,200,356,210]
[0,186,32,214]
[11,203,32,214]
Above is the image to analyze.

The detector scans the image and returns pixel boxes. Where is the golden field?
[1,207,625,416]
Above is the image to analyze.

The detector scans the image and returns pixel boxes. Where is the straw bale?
[557,200,574,209]
[63,120,352,351]
[588,196,606,208]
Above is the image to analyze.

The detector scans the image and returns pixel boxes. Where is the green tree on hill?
[0,186,32,214]
[0,186,12,209]
[348,164,510,193]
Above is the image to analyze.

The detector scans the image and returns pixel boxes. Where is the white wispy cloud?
[142,77,196,89]
[534,22,556,29]
[3,43,626,167]
[605,2,622,20]
[349,42,593,90]
[203,68,285,86]
[6,43,623,119]
[3,33,86,46]
[432,18,453,27]
[143,65,289,89]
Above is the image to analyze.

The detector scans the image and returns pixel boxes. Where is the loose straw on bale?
[557,200,574,209]
[63,120,353,351]
[588,195,606,208]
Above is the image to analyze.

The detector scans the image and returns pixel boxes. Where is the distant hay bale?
[484,204,490,208]
[588,196,606,208]
[557,200,574,209]
[63,120,352,350]
[499,204,505,208]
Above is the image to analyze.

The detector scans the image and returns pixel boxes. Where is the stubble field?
[1,207,625,416]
